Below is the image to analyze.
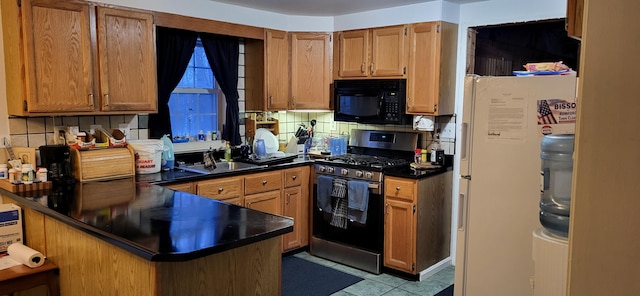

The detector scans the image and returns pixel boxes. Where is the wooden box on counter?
[69,146,136,182]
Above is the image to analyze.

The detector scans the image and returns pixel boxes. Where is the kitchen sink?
[180,161,267,175]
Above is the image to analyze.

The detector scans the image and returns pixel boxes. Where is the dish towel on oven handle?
[347,180,369,224]
[317,175,334,213]
[330,178,348,229]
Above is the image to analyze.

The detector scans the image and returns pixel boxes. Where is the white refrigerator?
[454,75,577,296]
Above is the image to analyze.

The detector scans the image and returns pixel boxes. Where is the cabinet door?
[290,32,332,110]
[384,198,416,273]
[566,0,583,39]
[97,7,157,112]
[337,29,369,77]
[245,190,281,215]
[406,22,440,114]
[20,0,95,113]
[282,186,303,251]
[370,25,407,77]
[265,30,290,110]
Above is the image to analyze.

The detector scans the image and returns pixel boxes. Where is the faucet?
[203,148,217,169]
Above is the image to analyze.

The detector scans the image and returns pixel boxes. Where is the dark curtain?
[149,27,198,139]
[200,33,242,146]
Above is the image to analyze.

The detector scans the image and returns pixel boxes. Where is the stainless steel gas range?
[311,129,419,274]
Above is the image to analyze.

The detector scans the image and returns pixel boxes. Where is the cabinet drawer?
[245,172,282,195]
[197,177,243,200]
[283,168,303,188]
[385,177,416,202]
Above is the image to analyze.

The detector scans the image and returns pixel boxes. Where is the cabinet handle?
[286,193,291,204]
[396,186,400,191]
[269,96,273,106]
[291,175,297,180]
[370,63,374,75]
[262,180,267,185]
[218,187,224,192]
[361,63,365,73]
[103,94,110,106]
[385,203,389,214]
[88,94,94,107]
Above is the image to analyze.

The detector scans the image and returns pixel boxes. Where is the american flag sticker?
[537,99,577,134]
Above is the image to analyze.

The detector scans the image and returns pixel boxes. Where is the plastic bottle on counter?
[21,165,34,184]
[206,131,212,141]
[37,167,48,182]
[224,142,232,161]
[8,168,19,184]
[198,130,205,142]
[0,164,7,179]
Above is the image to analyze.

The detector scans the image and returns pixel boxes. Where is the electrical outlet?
[440,117,456,139]
[330,121,337,131]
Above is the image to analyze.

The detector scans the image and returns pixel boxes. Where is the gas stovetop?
[319,154,409,170]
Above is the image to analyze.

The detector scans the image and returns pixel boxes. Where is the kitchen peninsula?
[0,178,293,295]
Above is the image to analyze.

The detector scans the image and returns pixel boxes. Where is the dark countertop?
[1,179,293,262]
[138,155,314,185]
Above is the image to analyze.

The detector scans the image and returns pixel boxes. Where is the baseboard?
[419,257,452,281]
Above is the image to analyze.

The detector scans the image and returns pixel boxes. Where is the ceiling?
[209,0,483,16]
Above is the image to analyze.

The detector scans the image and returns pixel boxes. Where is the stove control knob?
[326,167,335,173]
[355,170,363,178]
[318,166,326,173]
[365,172,373,179]
[340,168,349,176]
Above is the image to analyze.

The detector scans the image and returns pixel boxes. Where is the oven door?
[311,176,384,254]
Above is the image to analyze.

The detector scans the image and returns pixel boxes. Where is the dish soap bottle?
[224,142,232,162]
[430,139,440,163]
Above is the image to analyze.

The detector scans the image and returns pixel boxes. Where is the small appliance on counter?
[39,145,75,186]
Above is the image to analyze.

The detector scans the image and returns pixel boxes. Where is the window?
[169,39,225,141]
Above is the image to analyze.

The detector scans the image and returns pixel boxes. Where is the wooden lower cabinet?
[384,172,452,274]
[245,190,281,215]
[187,166,311,253]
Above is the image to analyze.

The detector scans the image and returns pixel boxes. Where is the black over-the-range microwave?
[333,79,412,125]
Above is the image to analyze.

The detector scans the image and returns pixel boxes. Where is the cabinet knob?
[370,63,374,75]
[396,186,401,191]
[262,180,267,185]
[361,63,365,73]
[291,175,297,180]
[218,187,224,192]
[88,94,94,107]
[103,94,110,106]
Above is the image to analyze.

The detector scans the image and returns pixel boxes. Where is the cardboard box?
[0,203,23,253]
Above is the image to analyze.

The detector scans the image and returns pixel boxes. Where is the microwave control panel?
[382,91,401,122]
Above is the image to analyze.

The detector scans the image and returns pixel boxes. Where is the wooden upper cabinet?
[290,32,331,110]
[337,29,369,77]
[566,0,583,40]
[264,30,290,111]
[337,25,407,78]
[406,22,457,116]
[97,7,157,112]
[0,0,157,116]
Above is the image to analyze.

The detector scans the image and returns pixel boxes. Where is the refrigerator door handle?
[458,192,466,230]
[461,122,468,160]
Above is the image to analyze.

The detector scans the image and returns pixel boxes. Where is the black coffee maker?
[39,145,75,185]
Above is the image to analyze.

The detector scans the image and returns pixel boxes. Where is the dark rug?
[282,256,364,296]
[435,284,454,296]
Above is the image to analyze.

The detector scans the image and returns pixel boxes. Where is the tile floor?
[293,252,454,296]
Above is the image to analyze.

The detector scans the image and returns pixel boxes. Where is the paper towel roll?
[7,243,45,268]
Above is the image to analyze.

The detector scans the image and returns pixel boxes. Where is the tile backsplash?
[7,114,149,148]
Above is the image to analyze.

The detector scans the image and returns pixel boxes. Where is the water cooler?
[532,134,574,296]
